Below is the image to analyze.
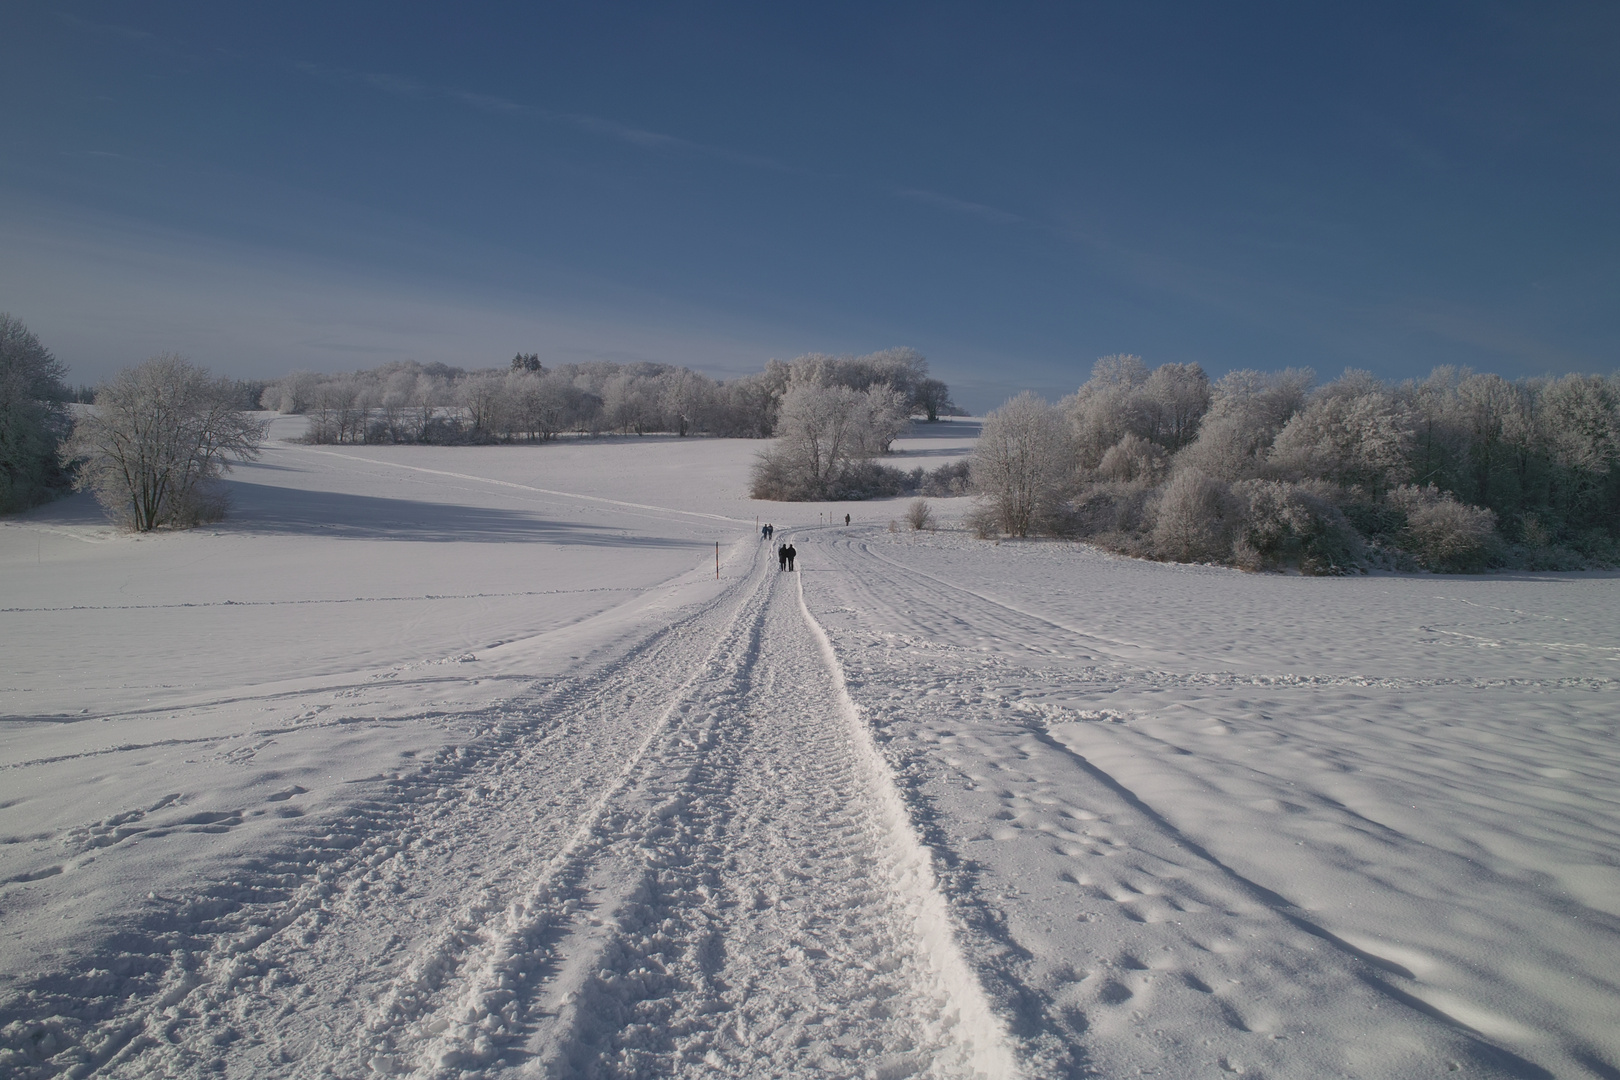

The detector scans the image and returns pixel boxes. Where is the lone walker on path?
[844,513,850,526]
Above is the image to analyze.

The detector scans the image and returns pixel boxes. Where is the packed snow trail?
[2,536,1017,1079]
[506,549,1016,1079]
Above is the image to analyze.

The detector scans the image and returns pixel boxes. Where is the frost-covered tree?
[971,392,1074,537]
[1096,433,1167,484]
[1390,485,1498,572]
[987,357,1616,571]
[1228,479,1361,574]
[1064,356,1211,471]
[1142,362,1211,451]
[750,382,920,500]
[850,384,912,456]
[1270,370,1414,500]
[1537,374,1620,533]
[67,355,266,531]
[1176,367,1314,480]
[1455,372,1533,509]
[257,348,950,448]
[259,370,320,414]
[657,368,711,437]
[307,377,367,444]
[751,385,866,498]
[1151,468,1239,563]
[1063,354,1151,469]
[913,378,954,421]
[0,314,72,512]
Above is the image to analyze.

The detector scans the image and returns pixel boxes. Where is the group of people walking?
[760,524,797,571]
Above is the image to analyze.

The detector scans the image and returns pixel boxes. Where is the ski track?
[11,510,1613,1079]
[1,540,1017,1079]
[804,530,1618,1079]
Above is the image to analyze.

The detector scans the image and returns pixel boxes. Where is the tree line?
[1,313,958,530]
[971,356,1620,572]
[261,347,956,446]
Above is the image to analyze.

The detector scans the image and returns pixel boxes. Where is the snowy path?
[508,553,1013,1079]
[3,538,1014,1079]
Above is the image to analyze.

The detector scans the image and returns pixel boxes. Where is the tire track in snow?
[416,549,1019,1078]
[833,535,1617,692]
[0,547,766,1078]
[806,530,1593,1078]
[364,552,784,1077]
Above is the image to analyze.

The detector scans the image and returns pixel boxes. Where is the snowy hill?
[2,418,1616,1078]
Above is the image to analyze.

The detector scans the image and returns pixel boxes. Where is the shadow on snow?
[219,481,706,547]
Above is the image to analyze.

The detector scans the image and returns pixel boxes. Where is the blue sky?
[2,2,1615,411]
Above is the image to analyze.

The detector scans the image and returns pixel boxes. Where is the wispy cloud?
[561,112,686,150]
[53,11,155,42]
[449,90,526,115]
[293,61,787,171]
[895,188,1023,225]
[356,71,425,99]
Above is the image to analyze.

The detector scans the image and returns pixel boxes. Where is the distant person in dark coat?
[778,543,788,571]
[844,513,850,526]
[762,523,769,540]
[785,544,797,571]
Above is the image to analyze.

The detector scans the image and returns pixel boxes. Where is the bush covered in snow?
[970,357,1620,573]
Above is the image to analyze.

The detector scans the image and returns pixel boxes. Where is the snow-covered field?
[2,417,1616,1078]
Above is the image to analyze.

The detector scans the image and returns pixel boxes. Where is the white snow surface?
[2,417,1616,1078]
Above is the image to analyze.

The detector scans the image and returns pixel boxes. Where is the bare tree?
[971,392,1074,537]
[913,378,954,421]
[459,372,506,438]
[67,355,266,531]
